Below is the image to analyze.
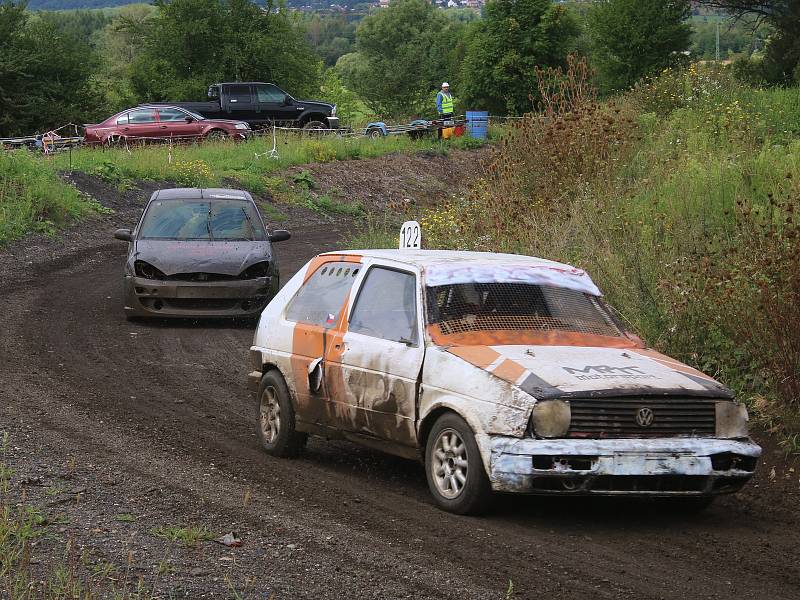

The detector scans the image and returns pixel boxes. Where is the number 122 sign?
[399,220,421,250]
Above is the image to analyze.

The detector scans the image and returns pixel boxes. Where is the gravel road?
[1,167,799,600]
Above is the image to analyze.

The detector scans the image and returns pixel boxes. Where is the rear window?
[138,199,266,241]
[426,283,623,338]
[285,262,360,327]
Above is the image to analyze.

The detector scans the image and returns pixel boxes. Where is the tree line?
[0,0,797,137]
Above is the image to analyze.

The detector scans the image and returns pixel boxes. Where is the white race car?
[247,249,760,514]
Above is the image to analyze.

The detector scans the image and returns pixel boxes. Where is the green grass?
[150,524,215,547]
[0,151,107,245]
[49,132,486,197]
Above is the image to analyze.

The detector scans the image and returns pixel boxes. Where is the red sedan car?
[84,105,251,145]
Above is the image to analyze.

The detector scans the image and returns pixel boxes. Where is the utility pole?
[715,21,720,62]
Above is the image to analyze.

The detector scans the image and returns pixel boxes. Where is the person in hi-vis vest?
[436,82,454,139]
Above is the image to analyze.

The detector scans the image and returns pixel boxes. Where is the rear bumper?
[124,275,276,318]
[488,436,761,496]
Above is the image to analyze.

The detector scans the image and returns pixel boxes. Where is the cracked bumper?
[489,436,761,496]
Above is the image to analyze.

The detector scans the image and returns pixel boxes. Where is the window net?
[426,283,624,337]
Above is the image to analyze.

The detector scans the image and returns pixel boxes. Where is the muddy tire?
[425,412,492,515]
[256,370,307,458]
[303,120,326,131]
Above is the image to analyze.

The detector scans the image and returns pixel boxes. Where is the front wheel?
[303,120,326,133]
[255,370,307,457]
[205,129,228,141]
[425,412,492,514]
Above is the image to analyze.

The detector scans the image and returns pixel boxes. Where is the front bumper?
[489,436,761,496]
[124,275,276,318]
[326,116,340,129]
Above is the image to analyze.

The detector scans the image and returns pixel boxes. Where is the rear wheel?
[256,370,307,457]
[425,412,492,514]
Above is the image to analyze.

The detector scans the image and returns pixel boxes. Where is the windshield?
[138,199,267,241]
[426,282,624,338]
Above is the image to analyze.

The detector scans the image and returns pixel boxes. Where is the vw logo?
[635,407,655,427]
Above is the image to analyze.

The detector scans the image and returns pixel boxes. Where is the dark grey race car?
[114,188,290,319]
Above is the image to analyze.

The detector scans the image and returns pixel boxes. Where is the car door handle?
[160,125,168,129]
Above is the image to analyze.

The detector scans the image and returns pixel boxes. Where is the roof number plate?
[399,220,421,250]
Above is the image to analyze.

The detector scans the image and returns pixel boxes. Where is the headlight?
[331,105,337,117]
[133,260,166,280]
[240,261,271,279]
[531,400,571,438]
[716,401,749,438]
[235,123,249,130]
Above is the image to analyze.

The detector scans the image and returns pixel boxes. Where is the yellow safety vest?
[440,92,454,114]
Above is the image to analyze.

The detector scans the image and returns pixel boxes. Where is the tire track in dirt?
[1,162,799,598]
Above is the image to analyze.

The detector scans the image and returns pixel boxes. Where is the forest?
[0,0,797,137]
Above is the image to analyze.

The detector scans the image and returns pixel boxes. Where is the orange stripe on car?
[490,358,528,385]
[427,324,643,349]
[447,345,501,369]
[634,348,715,380]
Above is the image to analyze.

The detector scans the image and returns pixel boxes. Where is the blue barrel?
[466,110,489,139]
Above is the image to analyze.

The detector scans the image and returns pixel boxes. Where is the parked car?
[247,250,761,514]
[147,82,339,130]
[113,188,290,319]
[84,105,251,145]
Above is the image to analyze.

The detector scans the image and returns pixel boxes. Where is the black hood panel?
[132,240,273,276]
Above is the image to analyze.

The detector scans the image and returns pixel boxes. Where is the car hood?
[294,99,334,112]
[205,119,249,127]
[444,344,733,400]
[132,240,272,276]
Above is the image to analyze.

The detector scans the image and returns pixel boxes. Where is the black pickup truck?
[148,82,339,130]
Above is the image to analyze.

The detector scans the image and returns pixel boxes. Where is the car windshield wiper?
[240,207,256,241]
[206,209,214,241]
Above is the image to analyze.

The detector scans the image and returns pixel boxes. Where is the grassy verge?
[377,60,800,441]
[48,132,488,197]
[0,151,106,245]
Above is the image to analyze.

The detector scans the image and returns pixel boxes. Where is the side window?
[228,85,252,104]
[285,262,360,328]
[158,108,188,122]
[116,113,129,125]
[349,267,418,345]
[255,84,285,103]
[127,109,156,124]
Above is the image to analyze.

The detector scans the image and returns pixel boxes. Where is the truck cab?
[199,82,338,129]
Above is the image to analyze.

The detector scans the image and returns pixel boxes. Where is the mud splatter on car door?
[326,266,423,446]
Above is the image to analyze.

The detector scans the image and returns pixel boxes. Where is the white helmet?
[441,82,450,88]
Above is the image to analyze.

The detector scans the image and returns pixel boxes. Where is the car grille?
[567,396,717,438]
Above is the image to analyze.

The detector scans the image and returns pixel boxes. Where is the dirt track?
[2,159,800,599]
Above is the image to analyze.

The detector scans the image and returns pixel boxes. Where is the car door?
[123,109,160,140]
[254,84,299,125]
[156,108,203,139]
[325,265,424,448]
[224,84,256,122]
[283,259,361,429]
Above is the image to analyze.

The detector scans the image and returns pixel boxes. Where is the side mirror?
[269,230,291,243]
[114,228,133,242]
[184,115,194,123]
[282,95,292,106]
